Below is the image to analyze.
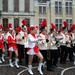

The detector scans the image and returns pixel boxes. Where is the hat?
[30,25,36,30]
[60,27,62,32]
[27,25,37,33]
[51,23,57,30]
[70,24,75,31]
[62,21,68,30]
[8,23,13,30]
[16,26,21,33]
[21,19,27,29]
[40,26,47,31]
[68,30,71,33]
[40,19,47,31]
[63,21,68,28]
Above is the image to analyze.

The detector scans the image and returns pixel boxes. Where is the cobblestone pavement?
[0,57,75,75]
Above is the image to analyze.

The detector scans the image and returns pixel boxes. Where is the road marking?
[57,67,65,70]
[0,64,68,75]
[61,66,75,75]
[17,69,28,75]
[17,65,65,75]
[0,64,28,75]
[0,64,27,68]
[0,64,9,66]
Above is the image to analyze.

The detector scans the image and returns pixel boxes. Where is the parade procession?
[0,18,75,75]
[0,0,75,75]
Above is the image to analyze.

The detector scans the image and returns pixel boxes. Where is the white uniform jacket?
[38,33,48,50]
[16,30,28,48]
[60,32,66,46]
[28,34,38,48]
[50,34,58,50]
[5,32,11,43]
[66,34,71,47]
[71,33,75,44]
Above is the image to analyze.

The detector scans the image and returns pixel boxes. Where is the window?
[14,18,19,29]
[39,18,43,25]
[39,6,46,14]
[14,0,19,12]
[65,2,72,14]
[55,1,62,14]
[38,0,46,3]
[55,19,62,31]
[3,18,8,30]
[3,0,8,12]
[66,19,72,29]
[25,19,30,27]
[0,10,2,16]
[25,0,30,12]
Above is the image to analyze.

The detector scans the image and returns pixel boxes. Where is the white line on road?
[57,67,65,70]
[0,64,27,68]
[61,66,75,75]
[17,69,28,75]
[0,64,66,75]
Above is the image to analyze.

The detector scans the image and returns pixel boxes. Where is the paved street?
[0,57,75,75]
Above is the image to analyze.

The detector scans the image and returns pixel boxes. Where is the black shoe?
[70,59,74,62]
[60,61,66,64]
[47,68,53,71]
[52,65,55,68]
[52,64,58,68]
[19,61,22,65]
[55,64,58,67]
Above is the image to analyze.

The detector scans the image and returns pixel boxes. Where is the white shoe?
[9,63,14,67]
[2,58,5,62]
[38,63,43,75]
[74,61,75,65]
[15,59,19,68]
[28,65,34,75]
[2,54,5,62]
[73,53,75,56]
[15,64,19,68]
[9,59,14,67]
[0,60,2,63]
[28,69,34,75]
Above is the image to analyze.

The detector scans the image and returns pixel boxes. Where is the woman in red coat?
[8,29,19,68]
[0,25,5,63]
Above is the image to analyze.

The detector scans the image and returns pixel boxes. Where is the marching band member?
[56,31,63,59]
[71,25,75,54]
[27,25,44,75]
[7,24,19,68]
[60,21,68,64]
[16,19,28,65]
[0,24,5,63]
[65,30,73,62]
[38,28,48,64]
[38,19,48,68]
[70,24,75,65]
[5,25,12,57]
[49,23,59,68]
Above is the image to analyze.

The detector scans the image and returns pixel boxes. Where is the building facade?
[0,0,35,30]
[35,0,75,31]
[0,0,75,31]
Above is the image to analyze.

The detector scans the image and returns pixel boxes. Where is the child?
[8,29,19,68]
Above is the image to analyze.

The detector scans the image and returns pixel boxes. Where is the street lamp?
[0,10,2,18]
[49,1,51,28]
